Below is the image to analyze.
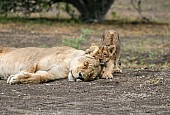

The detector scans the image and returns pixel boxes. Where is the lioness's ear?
[84,61,89,68]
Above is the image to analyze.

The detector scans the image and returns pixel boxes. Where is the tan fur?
[85,43,99,57]
[0,46,101,84]
[85,44,116,79]
[101,30,122,79]
[0,46,16,55]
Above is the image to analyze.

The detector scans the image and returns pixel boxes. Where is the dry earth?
[0,22,169,115]
[0,0,170,114]
[0,69,170,115]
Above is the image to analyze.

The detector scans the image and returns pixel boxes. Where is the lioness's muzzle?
[76,72,84,81]
[71,70,84,81]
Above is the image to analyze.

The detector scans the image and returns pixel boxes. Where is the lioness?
[101,30,122,79]
[0,46,102,84]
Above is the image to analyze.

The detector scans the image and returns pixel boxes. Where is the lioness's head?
[68,55,101,81]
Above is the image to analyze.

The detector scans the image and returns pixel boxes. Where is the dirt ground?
[0,1,170,114]
[0,23,169,115]
[0,69,170,115]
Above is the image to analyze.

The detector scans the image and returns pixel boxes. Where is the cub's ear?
[98,45,104,54]
[108,45,116,55]
[91,45,99,57]
[85,44,99,57]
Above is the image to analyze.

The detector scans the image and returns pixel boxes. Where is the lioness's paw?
[7,75,20,85]
[7,75,14,84]
[102,72,113,79]
[68,72,75,81]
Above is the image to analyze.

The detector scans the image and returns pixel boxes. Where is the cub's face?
[68,55,101,81]
[97,45,116,66]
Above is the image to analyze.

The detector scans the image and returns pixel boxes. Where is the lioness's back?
[0,46,84,79]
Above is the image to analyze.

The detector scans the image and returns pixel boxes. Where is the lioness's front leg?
[7,64,68,84]
[7,71,56,84]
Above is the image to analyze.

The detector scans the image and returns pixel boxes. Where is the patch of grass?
[62,28,92,49]
[0,16,81,25]
[0,16,52,25]
[0,15,165,26]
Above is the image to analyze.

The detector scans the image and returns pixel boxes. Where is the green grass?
[0,16,165,26]
[62,28,93,49]
[0,16,81,25]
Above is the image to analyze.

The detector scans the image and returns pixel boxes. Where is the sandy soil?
[0,69,170,115]
[0,0,170,114]
[0,23,169,115]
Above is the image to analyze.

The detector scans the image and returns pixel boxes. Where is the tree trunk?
[54,0,115,22]
[0,0,115,22]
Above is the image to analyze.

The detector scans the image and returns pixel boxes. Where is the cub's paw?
[113,68,122,73]
[7,75,20,85]
[102,72,113,79]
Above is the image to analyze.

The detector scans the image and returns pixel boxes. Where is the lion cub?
[85,43,116,79]
[101,30,122,79]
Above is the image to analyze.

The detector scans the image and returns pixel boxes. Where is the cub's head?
[68,55,101,82]
[102,30,119,46]
[85,43,116,65]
